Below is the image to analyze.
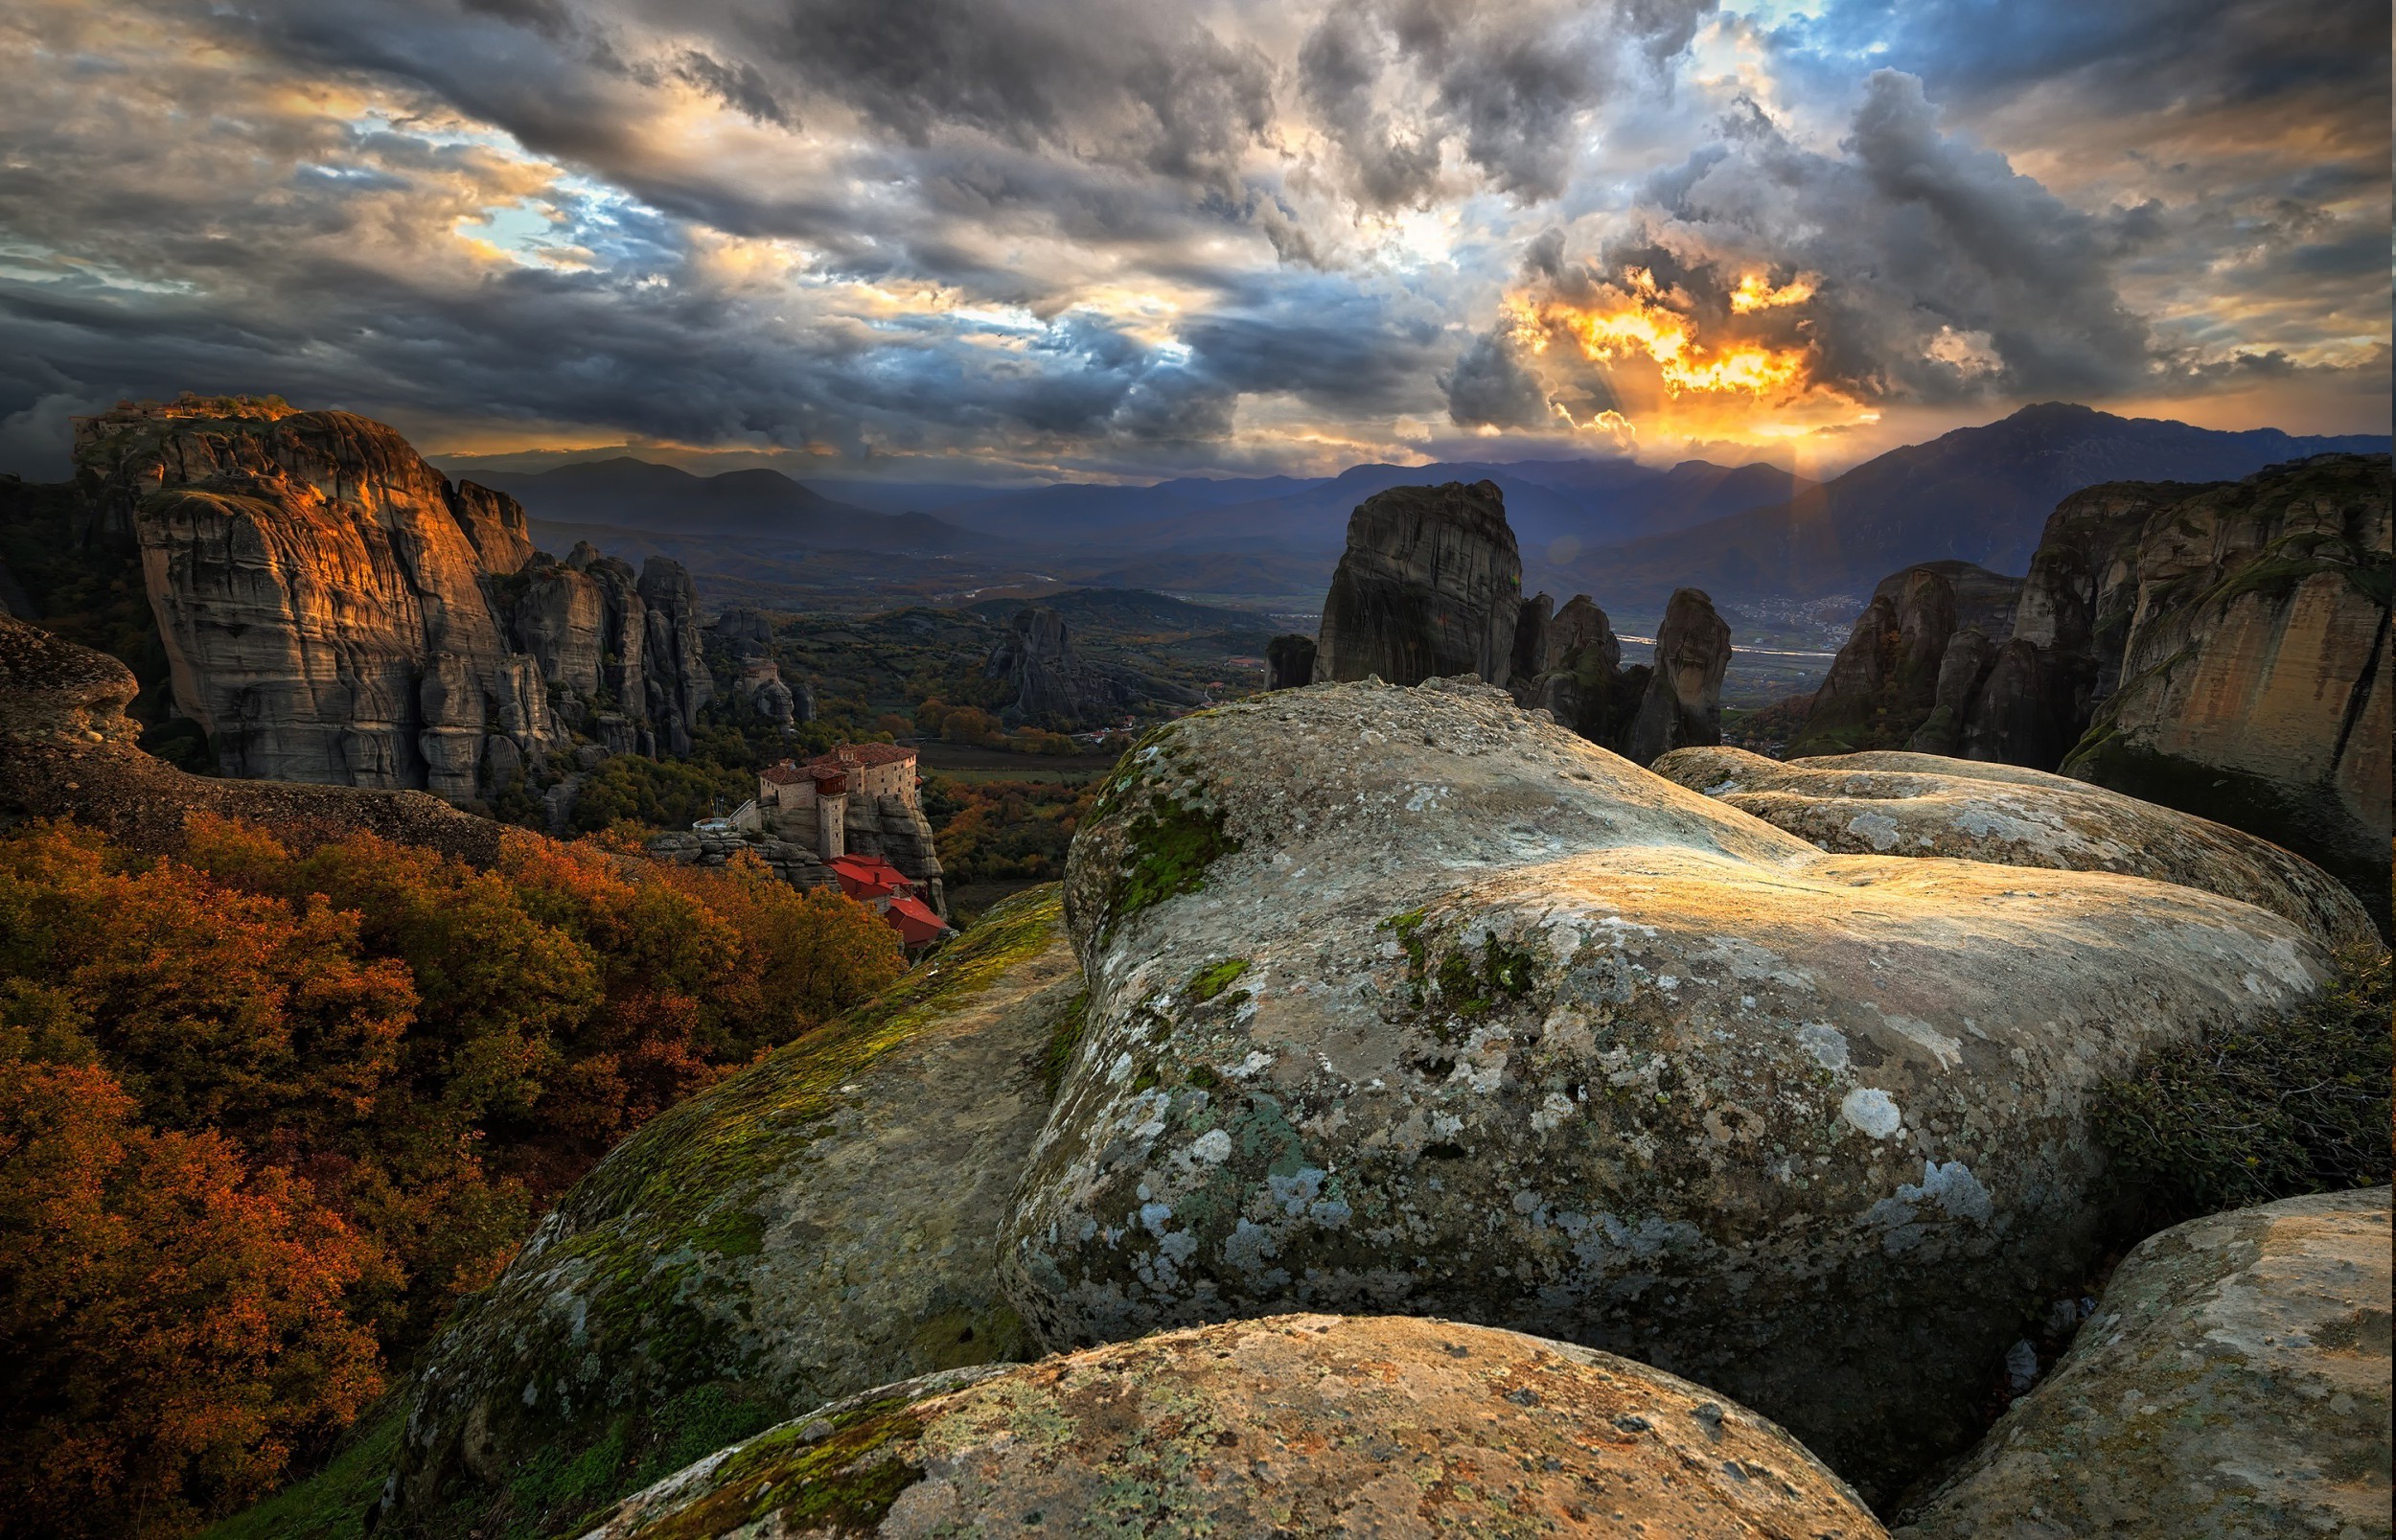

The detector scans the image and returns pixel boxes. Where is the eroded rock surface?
[1010,677,2332,1497]
[1652,747,2378,952]
[392,889,1082,1537]
[68,394,714,803]
[1314,480,1522,687]
[576,1315,1887,1540]
[2062,455,2392,930]
[0,612,506,865]
[1897,1186,2392,1540]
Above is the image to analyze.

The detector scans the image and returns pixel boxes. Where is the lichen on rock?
[389,887,1083,1537]
[1895,1186,2392,1539]
[1004,676,2338,1501]
[573,1315,1889,1539]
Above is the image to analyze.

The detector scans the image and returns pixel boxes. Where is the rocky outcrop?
[575,1315,1888,1540]
[1625,586,1733,765]
[69,395,717,803]
[1510,591,1652,751]
[1653,747,2380,953]
[1264,632,1315,690]
[983,605,1190,728]
[1792,457,2390,928]
[637,557,711,756]
[392,889,1079,1537]
[1313,480,1522,686]
[2060,455,2393,931]
[1793,563,2023,756]
[708,607,808,724]
[1896,1186,2392,1540]
[1011,677,2333,1499]
[0,612,505,866]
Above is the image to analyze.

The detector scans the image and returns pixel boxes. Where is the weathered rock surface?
[1625,586,1733,766]
[984,605,1190,728]
[1266,632,1317,690]
[1652,747,2380,953]
[2060,455,2392,931]
[69,394,715,803]
[1897,1186,2392,1540]
[576,1314,1888,1540]
[392,889,1079,1536]
[0,612,506,866]
[1313,480,1522,687]
[1010,677,2333,1498]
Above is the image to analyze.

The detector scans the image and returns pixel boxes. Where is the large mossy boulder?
[1008,677,2333,1501]
[1897,1186,2392,1539]
[575,1314,1889,1539]
[389,888,1083,1537]
[1652,746,2378,952]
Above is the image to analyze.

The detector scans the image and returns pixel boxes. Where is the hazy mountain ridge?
[1576,403,2391,601]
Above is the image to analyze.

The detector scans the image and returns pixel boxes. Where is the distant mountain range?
[462,457,985,554]
[454,405,2389,605]
[1572,403,2389,601]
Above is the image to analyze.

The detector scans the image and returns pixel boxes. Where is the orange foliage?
[0,816,908,1535]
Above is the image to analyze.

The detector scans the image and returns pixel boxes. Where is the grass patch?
[2093,944,2392,1222]
[199,1392,404,1540]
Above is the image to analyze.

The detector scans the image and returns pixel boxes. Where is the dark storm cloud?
[1299,0,1718,206]
[0,0,2383,475]
[1443,70,2167,426]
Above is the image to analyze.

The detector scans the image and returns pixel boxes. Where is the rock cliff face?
[0,612,505,866]
[1896,1186,2392,1540]
[1310,481,1728,764]
[1016,676,2332,1499]
[1789,456,2390,927]
[1625,586,1734,764]
[392,890,1078,1536]
[1793,563,2022,756]
[1313,480,1523,686]
[983,605,1191,727]
[2061,455,2392,928]
[68,395,714,802]
[575,1316,1887,1540]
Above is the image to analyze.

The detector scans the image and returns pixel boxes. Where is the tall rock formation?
[1264,632,1315,690]
[67,394,714,801]
[1791,562,2022,755]
[1787,454,2390,928]
[1310,481,1726,763]
[2059,454,2392,924]
[1624,586,1734,764]
[1312,480,1522,686]
[983,605,1192,727]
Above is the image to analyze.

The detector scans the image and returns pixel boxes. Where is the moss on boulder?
[576,1315,1887,1539]
[387,887,1083,1538]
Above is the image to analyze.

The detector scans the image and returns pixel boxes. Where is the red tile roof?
[811,743,917,770]
[829,853,910,900]
[760,759,807,785]
[885,894,950,945]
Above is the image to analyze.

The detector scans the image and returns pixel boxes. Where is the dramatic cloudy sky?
[0,0,2385,481]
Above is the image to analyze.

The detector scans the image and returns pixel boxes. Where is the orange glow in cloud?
[1535,266,1814,399]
